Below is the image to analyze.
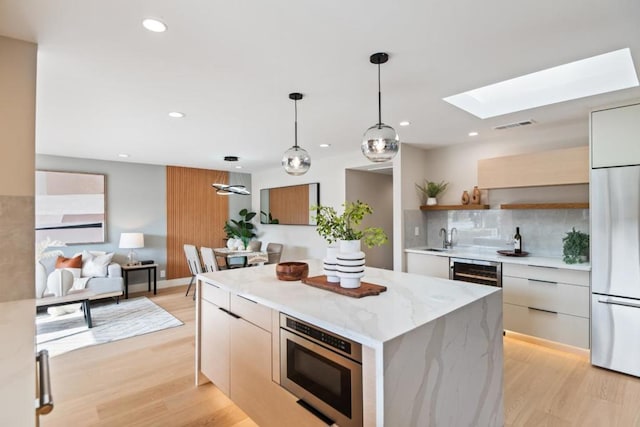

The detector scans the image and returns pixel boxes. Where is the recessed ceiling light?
[142,18,167,33]
[319,143,331,148]
[118,153,129,158]
[468,131,479,137]
[235,166,242,169]
[399,121,411,126]
[168,111,185,118]
[443,48,639,119]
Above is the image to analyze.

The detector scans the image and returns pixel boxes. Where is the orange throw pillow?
[55,255,82,269]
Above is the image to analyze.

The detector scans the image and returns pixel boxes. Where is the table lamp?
[119,232,144,265]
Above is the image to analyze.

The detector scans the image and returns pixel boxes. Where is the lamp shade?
[119,232,144,249]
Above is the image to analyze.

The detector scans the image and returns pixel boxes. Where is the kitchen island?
[195,259,503,427]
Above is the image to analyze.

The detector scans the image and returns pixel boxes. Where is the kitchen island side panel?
[383,291,503,427]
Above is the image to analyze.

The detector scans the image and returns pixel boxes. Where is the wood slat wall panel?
[269,185,309,225]
[167,166,229,279]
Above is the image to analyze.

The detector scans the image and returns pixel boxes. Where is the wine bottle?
[514,227,522,254]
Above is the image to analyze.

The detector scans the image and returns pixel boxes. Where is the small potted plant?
[416,179,449,206]
[562,228,589,264]
[224,208,257,250]
[311,201,388,288]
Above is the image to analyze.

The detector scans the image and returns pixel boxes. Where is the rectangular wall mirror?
[260,183,319,225]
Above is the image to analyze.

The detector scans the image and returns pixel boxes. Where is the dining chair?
[247,240,262,251]
[266,243,283,264]
[184,244,203,298]
[200,247,219,273]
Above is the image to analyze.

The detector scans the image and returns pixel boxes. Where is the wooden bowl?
[276,262,309,281]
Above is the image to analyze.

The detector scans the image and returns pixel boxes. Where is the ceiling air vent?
[494,119,536,130]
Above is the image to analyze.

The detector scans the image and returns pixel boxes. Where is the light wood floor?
[40,285,640,427]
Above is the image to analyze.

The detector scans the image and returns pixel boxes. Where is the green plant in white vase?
[416,179,448,206]
[311,201,388,289]
[311,200,388,248]
[562,228,589,264]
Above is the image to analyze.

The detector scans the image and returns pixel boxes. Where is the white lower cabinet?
[199,281,327,427]
[502,264,590,348]
[406,252,450,279]
[200,298,230,395]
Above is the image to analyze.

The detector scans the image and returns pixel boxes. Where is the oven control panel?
[286,317,352,354]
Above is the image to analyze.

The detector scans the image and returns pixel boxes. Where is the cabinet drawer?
[406,252,450,279]
[502,263,589,287]
[503,276,589,317]
[201,281,229,309]
[504,303,589,349]
[230,294,272,332]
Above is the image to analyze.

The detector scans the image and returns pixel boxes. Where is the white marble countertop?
[198,259,500,348]
[405,246,591,271]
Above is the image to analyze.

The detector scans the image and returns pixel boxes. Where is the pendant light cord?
[377,63,382,127]
[294,99,299,149]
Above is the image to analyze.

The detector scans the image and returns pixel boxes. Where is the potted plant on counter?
[562,228,589,264]
[416,179,449,206]
[311,200,388,288]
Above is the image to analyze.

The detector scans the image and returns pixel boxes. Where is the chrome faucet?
[440,227,457,249]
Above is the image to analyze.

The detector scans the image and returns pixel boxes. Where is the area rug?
[36,297,184,357]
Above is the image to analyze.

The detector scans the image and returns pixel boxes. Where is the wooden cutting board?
[301,275,387,298]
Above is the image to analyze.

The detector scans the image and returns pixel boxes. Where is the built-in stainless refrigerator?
[591,165,640,377]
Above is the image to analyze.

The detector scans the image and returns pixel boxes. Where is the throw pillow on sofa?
[80,251,114,277]
[55,254,82,278]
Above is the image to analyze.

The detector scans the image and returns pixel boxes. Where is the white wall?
[251,150,379,262]
[394,144,430,271]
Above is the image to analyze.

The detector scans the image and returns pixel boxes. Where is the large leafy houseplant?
[224,208,257,247]
[562,227,589,264]
[311,200,388,248]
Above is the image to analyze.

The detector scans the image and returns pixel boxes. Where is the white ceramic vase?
[426,197,437,206]
[336,239,365,289]
[323,246,340,283]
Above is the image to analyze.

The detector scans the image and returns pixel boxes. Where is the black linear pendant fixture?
[362,52,399,162]
[212,183,250,196]
[282,92,311,175]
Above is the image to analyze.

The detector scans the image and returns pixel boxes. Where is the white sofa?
[35,251,124,301]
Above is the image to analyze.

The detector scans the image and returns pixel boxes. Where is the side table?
[121,263,158,299]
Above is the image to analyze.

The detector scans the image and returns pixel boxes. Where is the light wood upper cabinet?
[477,146,589,189]
[591,102,640,168]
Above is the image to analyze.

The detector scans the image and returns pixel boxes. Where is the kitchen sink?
[424,247,450,252]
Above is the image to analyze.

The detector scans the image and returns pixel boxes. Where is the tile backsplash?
[416,208,589,257]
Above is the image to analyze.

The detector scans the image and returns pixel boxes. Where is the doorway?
[345,167,393,269]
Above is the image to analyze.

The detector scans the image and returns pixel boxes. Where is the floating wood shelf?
[420,204,490,211]
[500,203,589,210]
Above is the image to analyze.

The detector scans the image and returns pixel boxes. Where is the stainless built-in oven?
[280,313,363,427]
[450,257,502,287]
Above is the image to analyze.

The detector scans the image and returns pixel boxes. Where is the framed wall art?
[35,170,106,244]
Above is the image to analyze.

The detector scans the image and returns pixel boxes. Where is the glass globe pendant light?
[282,92,311,175]
[362,52,399,162]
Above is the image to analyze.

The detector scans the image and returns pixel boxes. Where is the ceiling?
[1,0,639,173]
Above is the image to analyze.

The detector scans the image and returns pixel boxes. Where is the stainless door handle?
[528,279,557,285]
[218,307,241,319]
[597,297,640,309]
[36,349,54,415]
[527,306,558,315]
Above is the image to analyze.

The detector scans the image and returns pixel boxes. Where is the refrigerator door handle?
[597,297,640,309]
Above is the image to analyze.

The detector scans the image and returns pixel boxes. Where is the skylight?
[443,48,639,119]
